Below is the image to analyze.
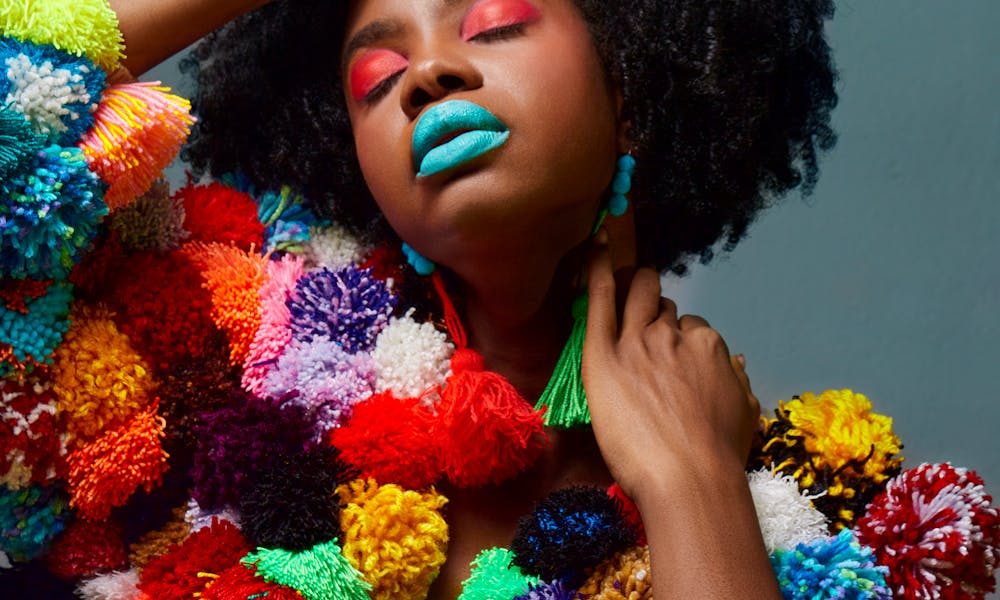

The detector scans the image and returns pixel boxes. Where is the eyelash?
[358,22,529,104]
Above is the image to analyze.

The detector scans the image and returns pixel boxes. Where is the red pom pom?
[175,182,264,250]
[0,380,66,486]
[433,349,547,487]
[608,484,646,545]
[855,463,1000,599]
[46,519,128,580]
[330,392,441,489]
[139,518,251,600]
[360,244,406,284]
[201,565,306,600]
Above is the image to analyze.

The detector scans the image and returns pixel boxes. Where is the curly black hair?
[182,0,837,274]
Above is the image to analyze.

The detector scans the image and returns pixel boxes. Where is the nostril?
[437,74,465,91]
[410,87,433,109]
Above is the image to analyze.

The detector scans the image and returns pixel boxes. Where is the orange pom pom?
[434,349,547,487]
[78,82,194,210]
[182,242,267,366]
[65,403,168,520]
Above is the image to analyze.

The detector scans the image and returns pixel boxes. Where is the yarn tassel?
[535,294,590,427]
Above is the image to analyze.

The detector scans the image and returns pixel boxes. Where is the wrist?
[631,450,749,513]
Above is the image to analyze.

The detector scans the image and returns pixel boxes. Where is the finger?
[621,267,662,333]
[586,230,619,347]
[677,313,710,330]
[658,296,679,327]
[729,355,752,393]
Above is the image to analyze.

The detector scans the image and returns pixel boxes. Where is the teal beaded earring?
[401,242,435,275]
[608,153,635,217]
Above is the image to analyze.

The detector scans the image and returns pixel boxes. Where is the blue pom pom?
[287,266,396,353]
[0,145,107,279]
[0,106,44,180]
[0,485,70,562]
[512,580,577,600]
[0,38,106,146]
[0,280,73,376]
[770,529,891,599]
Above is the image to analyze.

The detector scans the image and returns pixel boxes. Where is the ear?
[613,87,632,154]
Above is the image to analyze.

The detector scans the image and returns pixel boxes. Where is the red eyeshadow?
[349,49,409,101]
[461,0,541,42]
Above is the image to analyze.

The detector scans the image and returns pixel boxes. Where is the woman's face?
[341,0,622,273]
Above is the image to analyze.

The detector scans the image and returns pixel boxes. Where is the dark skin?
[114,0,779,596]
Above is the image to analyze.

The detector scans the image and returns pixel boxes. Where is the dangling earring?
[608,153,635,217]
[402,242,435,275]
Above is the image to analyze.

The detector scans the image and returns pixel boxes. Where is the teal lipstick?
[412,100,509,178]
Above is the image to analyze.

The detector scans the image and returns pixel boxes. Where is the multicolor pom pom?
[0,484,68,562]
[255,185,322,253]
[855,462,1000,599]
[459,547,540,600]
[242,539,371,600]
[0,0,124,71]
[0,378,66,488]
[770,529,890,599]
[510,485,638,584]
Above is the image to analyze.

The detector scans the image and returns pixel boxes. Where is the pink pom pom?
[855,463,1000,599]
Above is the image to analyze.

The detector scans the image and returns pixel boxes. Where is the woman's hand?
[581,229,760,502]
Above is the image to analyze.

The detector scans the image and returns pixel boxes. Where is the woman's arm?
[583,230,782,599]
[109,0,270,75]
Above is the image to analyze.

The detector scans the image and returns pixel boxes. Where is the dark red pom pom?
[46,519,128,580]
[175,182,264,250]
[201,564,305,600]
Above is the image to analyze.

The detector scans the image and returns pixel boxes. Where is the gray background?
[148,0,999,590]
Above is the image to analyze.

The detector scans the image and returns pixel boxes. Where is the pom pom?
[458,547,539,600]
[76,568,141,600]
[510,485,638,584]
[138,518,251,600]
[330,392,441,489]
[239,447,352,551]
[302,224,364,270]
[0,37,105,145]
[287,266,395,353]
[0,484,69,561]
[0,105,44,179]
[199,564,304,600]
[262,337,375,438]
[607,484,646,546]
[185,497,241,533]
[174,182,264,250]
[253,185,322,254]
[0,279,72,377]
[242,539,372,600]
[338,478,449,600]
[855,463,1000,599]
[1,144,107,279]
[576,545,652,600]
[0,378,66,488]
[65,403,168,520]
[51,306,153,445]
[512,580,577,600]
[747,468,829,553]
[190,394,314,509]
[45,519,128,580]
[434,349,547,487]
[372,311,453,400]
[0,0,124,71]
[183,242,267,366]
[757,389,903,530]
[103,250,216,371]
[242,254,304,396]
[108,180,189,251]
[770,529,891,599]
[78,82,194,209]
[127,506,190,569]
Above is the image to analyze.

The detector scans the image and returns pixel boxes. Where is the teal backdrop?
[150,1,1000,590]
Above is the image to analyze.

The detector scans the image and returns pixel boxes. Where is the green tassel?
[0,106,44,181]
[243,538,371,600]
[458,547,539,600]
[535,294,591,428]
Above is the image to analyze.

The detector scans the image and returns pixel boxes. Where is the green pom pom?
[0,0,125,70]
[459,547,540,600]
[242,539,371,600]
[0,106,44,180]
[535,294,591,428]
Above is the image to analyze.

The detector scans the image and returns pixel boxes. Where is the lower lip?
[417,130,510,178]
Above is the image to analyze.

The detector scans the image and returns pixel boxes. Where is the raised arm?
[109,0,270,75]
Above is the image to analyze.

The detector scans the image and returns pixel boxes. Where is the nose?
[400,45,483,120]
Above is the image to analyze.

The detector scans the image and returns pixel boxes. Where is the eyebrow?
[342,19,405,71]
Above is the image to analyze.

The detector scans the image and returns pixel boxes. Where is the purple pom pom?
[513,580,577,600]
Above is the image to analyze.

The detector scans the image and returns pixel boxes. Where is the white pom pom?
[75,569,140,600]
[4,54,94,139]
[303,224,365,270]
[0,551,11,569]
[748,468,829,553]
[184,497,241,532]
[372,310,454,401]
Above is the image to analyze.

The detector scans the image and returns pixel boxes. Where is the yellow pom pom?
[79,82,195,210]
[337,478,449,600]
[0,0,124,71]
[182,242,267,366]
[576,545,652,600]
[757,389,904,530]
[51,305,154,447]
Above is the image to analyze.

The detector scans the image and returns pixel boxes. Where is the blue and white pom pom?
[770,529,891,600]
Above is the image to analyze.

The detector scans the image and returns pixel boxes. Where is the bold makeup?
[461,0,541,41]
[411,100,509,178]
[349,48,409,102]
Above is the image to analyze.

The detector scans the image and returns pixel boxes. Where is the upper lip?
[411,100,508,171]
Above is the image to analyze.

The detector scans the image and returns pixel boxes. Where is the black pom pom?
[238,446,357,551]
[510,485,638,585]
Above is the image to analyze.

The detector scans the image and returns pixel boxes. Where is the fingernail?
[594,228,608,245]
[735,354,746,368]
